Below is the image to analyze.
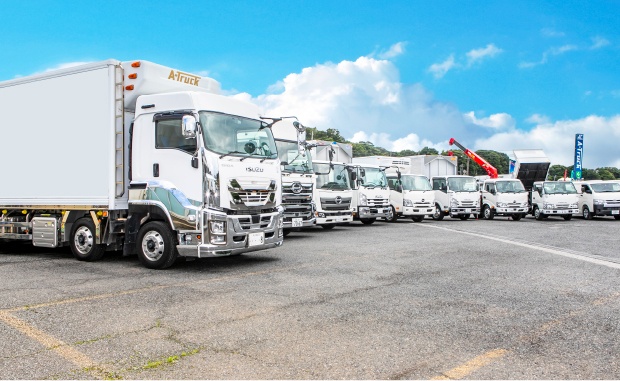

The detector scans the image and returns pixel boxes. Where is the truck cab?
[576,180,620,220]
[431,175,480,220]
[386,174,435,222]
[348,164,391,225]
[530,181,579,220]
[312,160,354,229]
[480,178,529,220]
[273,120,316,235]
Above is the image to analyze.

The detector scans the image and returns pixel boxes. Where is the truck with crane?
[0,59,285,269]
[447,138,529,221]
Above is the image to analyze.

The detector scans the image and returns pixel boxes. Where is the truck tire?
[386,206,398,222]
[511,213,523,221]
[614,215,620,220]
[534,207,544,221]
[137,221,178,269]
[563,215,573,221]
[458,214,470,220]
[360,218,376,225]
[482,205,494,220]
[283,229,291,237]
[432,204,444,221]
[321,224,335,230]
[70,218,106,262]
[582,206,592,220]
[411,216,424,222]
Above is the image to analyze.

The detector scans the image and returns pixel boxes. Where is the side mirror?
[293,121,307,156]
[396,184,403,193]
[350,172,357,181]
[182,115,198,138]
[360,168,366,177]
[490,188,496,195]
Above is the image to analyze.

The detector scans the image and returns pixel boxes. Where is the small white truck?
[348,162,391,224]
[530,181,579,220]
[575,180,620,220]
[480,178,529,220]
[0,60,284,269]
[312,160,354,229]
[431,175,480,220]
[385,173,435,222]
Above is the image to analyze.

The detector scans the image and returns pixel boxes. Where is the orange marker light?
[125,85,134,90]
[131,61,141,68]
[128,73,137,79]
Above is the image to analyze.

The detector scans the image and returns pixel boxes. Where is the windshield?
[360,167,387,188]
[199,111,277,159]
[401,176,432,191]
[447,177,478,192]
[543,181,577,194]
[275,140,312,173]
[313,163,351,190]
[590,182,620,193]
[496,180,526,193]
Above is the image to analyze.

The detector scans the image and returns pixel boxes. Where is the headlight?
[359,193,368,206]
[450,198,459,207]
[209,220,226,234]
[543,202,555,209]
[569,203,578,208]
[521,201,529,207]
[593,199,604,205]
[497,202,507,208]
[403,199,413,207]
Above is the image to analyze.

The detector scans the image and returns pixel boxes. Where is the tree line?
[306,127,620,180]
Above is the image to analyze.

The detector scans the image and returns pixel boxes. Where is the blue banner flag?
[573,134,584,180]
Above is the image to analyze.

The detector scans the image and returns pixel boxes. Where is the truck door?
[132,114,202,203]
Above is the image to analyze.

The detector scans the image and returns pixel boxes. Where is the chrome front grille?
[321,197,352,211]
[237,215,273,230]
[231,190,275,207]
[367,198,390,207]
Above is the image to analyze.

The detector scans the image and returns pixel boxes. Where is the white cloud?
[519,44,578,68]
[463,111,515,130]
[240,50,620,168]
[466,44,503,67]
[474,115,620,167]
[541,28,565,38]
[428,55,456,79]
[590,36,610,50]
[378,42,407,59]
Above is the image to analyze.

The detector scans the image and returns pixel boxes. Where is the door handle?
[153,163,159,177]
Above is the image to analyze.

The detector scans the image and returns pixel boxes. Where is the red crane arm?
[449,138,498,178]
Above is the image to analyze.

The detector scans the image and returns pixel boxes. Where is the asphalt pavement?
[1,214,619,379]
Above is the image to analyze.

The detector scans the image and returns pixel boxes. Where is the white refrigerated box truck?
[0,59,284,268]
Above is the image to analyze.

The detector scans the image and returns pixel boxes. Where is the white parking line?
[418,224,620,270]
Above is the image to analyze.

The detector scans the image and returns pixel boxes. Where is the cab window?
[155,119,196,154]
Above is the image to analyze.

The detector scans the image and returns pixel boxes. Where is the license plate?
[613,210,619,215]
[248,232,265,247]
[377,208,383,213]
[464,209,471,213]
[292,218,303,227]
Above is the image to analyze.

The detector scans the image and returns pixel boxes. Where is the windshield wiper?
[219,150,244,159]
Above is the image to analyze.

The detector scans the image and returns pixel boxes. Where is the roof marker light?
[131,61,141,68]
[128,73,137,79]
[125,85,134,90]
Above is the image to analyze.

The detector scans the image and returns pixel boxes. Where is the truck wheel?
[511,213,523,221]
[459,214,470,220]
[360,218,376,225]
[534,207,544,221]
[563,215,573,221]
[321,224,335,230]
[386,206,398,222]
[432,204,444,221]
[582,206,592,220]
[70,218,106,262]
[283,229,291,237]
[482,205,494,220]
[137,221,178,269]
[614,215,620,220]
[411,216,424,222]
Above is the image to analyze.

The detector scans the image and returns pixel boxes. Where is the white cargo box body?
[0,60,128,209]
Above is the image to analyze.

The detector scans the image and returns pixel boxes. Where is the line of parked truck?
[1,60,618,269]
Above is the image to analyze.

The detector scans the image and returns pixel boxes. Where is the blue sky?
[2,1,619,167]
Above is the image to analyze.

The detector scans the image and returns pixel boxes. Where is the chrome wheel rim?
[74,226,94,255]
[141,231,165,261]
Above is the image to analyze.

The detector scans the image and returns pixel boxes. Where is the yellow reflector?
[1,210,7,214]
[96,211,103,216]
[21,210,27,214]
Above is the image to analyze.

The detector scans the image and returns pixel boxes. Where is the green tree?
[307,127,346,143]
[395,149,418,157]
[597,169,615,180]
[598,167,620,179]
[582,168,601,180]
[418,147,439,155]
